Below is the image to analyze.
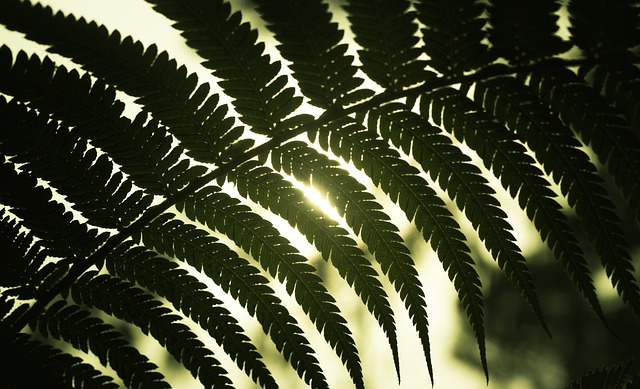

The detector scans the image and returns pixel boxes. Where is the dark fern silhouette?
[0,0,639,388]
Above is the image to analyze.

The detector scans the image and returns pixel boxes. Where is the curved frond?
[414,0,493,76]
[36,300,169,389]
[529,69,640,220]
[141,214,326,389]
[272,141,435,384]
[473,76,606,323]
[424,88,549,332]
[420,89,549,333]
[528,69,640,319]
[356,109,488,378]
[229,160,400,380]
[178,186,363,388]
[71,271,234,389]
[105,240,277,389]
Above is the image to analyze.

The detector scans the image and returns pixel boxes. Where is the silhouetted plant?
[0,0,639,388]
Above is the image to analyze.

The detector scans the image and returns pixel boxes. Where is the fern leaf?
[486,0,571,65]
[424,87,549,333]
[145,0,304,134]
[229,160,400,380]
[0,0,253,163]
[272,141,435,384]
[106,240,277,389]
[438,82,600,325]
[141,214,327,389]
[0,98,153,229]
[343,0,432,90]
[473,76,606,324]
[357,109,489,378]
[528,69,640,218]
[414,0,493,75]
[36,300,169,389]
[2,1,640,387]
[528,69,640,319]
[253,0,373,107]
[70,271,234,389]
[0,330,119,389]
[178,187,363,388]
[0,46,207,195]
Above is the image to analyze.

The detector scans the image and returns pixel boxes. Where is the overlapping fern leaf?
[1,0,639,388]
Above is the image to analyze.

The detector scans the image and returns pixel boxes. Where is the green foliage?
[0,0,639,388]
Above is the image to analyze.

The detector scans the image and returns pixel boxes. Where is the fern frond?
[2,1,640,387]
[145,0,306,135]
[528,69,640,319]
[228,160,401,379]
[486,0,571,65]
[178,186,363,388]
[0,0,253,164]
[272,141,435,384]
[343,0,431,90]
[254,0,373,107]
[36,300,169,389]
[357,109,489,378]
[141,214,327,389]
[0,98,153,229]
[0,46,207,195]
[421,89,548,333]
[414,0,493,76]
[105,240,277,389]
[473,76,606,323]
[71,271,234,389]
[529,69,640,219]
[0,330,118,389]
